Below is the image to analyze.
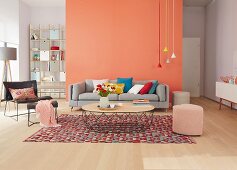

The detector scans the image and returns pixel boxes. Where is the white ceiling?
[183,0,213,7]
[21,0,65,7]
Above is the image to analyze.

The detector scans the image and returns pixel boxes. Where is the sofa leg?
[165,108,168,112]
[71,107,73,112]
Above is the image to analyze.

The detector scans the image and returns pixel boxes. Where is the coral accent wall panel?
[66,0,183,98]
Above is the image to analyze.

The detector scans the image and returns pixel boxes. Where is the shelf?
[30,29,40,31]
[30,39,65,41]
[50,39,66,41]
[30,24,66,99]
[31,50,64,52]
[31,60,64,62]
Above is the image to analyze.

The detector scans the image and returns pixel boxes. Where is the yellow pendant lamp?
[163,0,169,53]
[171,0,176,59]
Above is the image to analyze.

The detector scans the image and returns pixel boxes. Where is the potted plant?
[96,84,115,108]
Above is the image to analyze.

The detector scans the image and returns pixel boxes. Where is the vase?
[99,97,109,108]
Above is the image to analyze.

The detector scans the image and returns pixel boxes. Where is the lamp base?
[0,60,12,106]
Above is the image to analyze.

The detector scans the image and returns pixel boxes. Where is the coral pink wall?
[66,0,183,99]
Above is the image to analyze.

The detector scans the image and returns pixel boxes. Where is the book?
[133,99,150,104]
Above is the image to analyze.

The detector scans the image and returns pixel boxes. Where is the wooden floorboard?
[0,97,237,170]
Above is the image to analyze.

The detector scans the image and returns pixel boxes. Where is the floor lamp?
[0,47,17,106]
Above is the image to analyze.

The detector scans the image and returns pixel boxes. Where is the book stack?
[133,99,150,105]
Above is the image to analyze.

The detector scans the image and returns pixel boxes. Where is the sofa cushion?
[117,77,133,93]
[92,79,109,92]
[149,80,158,94]
[140,82,153,94]
[128,85,144,94]
[156,84,166,102]
[109,80,117,84]
[133,80,156,86]
[119,93,158,101]
[104,83,125,94]
[79,93,118,101]
[132,80,148,85]
[85,80,94,92]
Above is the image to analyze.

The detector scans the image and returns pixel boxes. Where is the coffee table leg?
[81,110,154,133]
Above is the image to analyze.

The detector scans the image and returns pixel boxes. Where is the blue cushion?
[149,80,158,94]
[117,77,133,93]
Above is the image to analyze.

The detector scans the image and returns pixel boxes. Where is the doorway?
[183,38,201,97]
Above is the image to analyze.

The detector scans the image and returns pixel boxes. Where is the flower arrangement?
[96,84,115,97]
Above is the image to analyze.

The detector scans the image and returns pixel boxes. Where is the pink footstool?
[172,104,203,136]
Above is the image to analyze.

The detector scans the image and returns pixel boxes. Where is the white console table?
[216,82,237,110]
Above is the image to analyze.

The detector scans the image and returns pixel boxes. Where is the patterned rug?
[24,114,195,144]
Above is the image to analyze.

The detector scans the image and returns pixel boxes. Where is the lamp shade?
[0,47,17,61]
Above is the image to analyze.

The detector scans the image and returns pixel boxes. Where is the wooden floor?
[0,97,237,170]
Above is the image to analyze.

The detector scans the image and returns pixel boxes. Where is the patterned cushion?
[9,87,37,100]
[104,83,125,94]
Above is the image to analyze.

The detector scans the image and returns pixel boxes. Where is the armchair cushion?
[3,80,38,101]
[9,87,36,100]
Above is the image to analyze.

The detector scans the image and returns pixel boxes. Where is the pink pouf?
[172,104,203,136]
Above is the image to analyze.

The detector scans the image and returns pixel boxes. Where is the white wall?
[30,7,65,25]
[0,1,65,84]
[18,4,65,81]
[0,0,19,44]
[205,0,237,100]
[19,1,31,81]
[183,7,206,96]
[0,0,20,81]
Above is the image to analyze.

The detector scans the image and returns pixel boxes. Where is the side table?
[172,91,190,106]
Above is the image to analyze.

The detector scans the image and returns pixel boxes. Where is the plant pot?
[99,97,109,108]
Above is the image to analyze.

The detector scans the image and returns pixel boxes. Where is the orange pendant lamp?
[163,0,169,53]
[158,0,162,68]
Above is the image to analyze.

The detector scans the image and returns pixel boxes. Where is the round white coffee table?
[81,103,155,132]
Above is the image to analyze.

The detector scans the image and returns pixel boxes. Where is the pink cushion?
[172,104,203,135]
[9,87,37,100]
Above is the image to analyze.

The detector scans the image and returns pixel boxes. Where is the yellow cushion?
[104,83,125,94]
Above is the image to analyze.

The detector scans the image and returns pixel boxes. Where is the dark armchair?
[3,80,52,121]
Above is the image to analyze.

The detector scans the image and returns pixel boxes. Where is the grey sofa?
[69,79,169,109]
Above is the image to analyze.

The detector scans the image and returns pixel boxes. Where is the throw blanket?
[36,100,60,127]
